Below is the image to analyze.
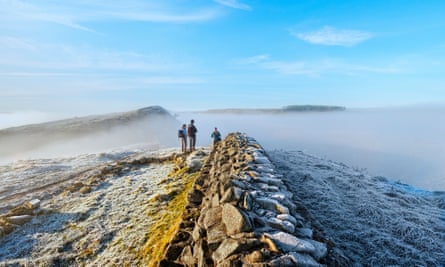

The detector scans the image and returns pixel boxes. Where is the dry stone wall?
[161,133,334,266]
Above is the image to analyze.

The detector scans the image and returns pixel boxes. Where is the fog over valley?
[1,106,444,191]
[0,105,444,266]
[179,106,445,191]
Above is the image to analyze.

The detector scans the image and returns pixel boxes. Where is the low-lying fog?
[0,116,178,163]
[1,107,444,192]
[178,107,445,191]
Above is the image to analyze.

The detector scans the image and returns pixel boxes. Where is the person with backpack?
[187,119,198,152]
[178,124,187,153]
[211,127,222,146]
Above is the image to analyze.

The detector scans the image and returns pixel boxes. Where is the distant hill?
[199,105,346,114]
[0,106,178,159]
[0,106,171,134]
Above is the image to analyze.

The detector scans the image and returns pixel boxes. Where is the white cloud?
[30,13,97,33]
[106,9,220,23]
[237,54,270,64]
[141,76,205,85]
[0,40,186,73]
[0,36,37,50]
[0,72,78,77]
[241,54,400,76]
[292,26,373,47]
[0,73,206,96]
[0,0,96,32]
[0,38,205,95]
[214,0,252,11]
[0,0,221,32]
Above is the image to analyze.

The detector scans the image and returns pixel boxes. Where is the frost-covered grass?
[0,150,138,213]
[0,148,181,266]
[269,150,445,266]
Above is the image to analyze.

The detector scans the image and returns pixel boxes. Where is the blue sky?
[1,0,445,113]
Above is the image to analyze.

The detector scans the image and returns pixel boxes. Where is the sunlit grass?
[138,162,199,267]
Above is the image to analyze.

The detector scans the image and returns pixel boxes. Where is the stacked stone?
[161,133,328,267]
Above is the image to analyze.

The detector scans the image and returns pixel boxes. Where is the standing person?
[211,127,222,146]
[178,124,187,153]
[187,119,198,152]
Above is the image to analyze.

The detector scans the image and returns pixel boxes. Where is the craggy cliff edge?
[160,133,348,266]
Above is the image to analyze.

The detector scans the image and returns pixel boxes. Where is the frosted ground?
[0,146,443,265]
[0,148,183,266]
[270,150,445,266]
[0,146,155,213]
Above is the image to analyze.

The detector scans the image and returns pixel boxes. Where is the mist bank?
[0,111,69,130]
[178,107,445,191]
[2,105,444,191]
[0,106,178,163]
[198,105,346,114]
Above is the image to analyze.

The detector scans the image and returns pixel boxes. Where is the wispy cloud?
[0,0,221,32]
[0,72,79,77]
[141,76,205,85]
[238,54,270,64]
[240,54,400,76]
[30,13,97,33]
[61,49,183,72]
[0,0,97,32]
[106,9,221,23]
[0,39,186,73]
[291,26,373,47]
[0,36,205,95]
[0,36,37,50]
[214,0,252,11]
[0,74,205,97]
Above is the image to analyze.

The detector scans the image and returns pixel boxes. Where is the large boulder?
[212,238,261,263]
[266,232,327,260]
[222,204,253,235]
[212,238,242,263]
[255,197,289,214]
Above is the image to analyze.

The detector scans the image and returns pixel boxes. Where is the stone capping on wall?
[160,133,331,266]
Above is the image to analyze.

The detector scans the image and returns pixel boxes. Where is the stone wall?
[160,133,334,266]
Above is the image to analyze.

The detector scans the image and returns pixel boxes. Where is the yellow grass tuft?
[138,165,199,267]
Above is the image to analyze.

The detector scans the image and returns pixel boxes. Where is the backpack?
[178,129,184,138]
[188,125,197,136]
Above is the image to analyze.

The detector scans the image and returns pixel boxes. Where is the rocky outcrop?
[161,133,334,266]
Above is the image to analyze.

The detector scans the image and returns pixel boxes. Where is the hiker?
[211,127,222,146]
[178,124,187,153]
[187,119,198,152]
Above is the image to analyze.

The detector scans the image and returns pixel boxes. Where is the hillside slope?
[0,106,178,161]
